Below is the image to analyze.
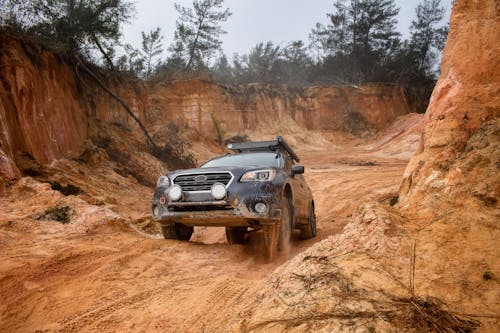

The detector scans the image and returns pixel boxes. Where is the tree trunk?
[91,34,115,71]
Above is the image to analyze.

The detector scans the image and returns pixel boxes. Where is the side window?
[277,153,285,168]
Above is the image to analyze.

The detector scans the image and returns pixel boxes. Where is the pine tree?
[1,0,134,67]
[281,40,313,84]
[244,41,281,83]
[141,28,164,80]
[310,0,350,56]
[310,0,400,83]
[211,53,233,82]
[409,0,448,75]
[170,0,232,71]
[116,43,145,77]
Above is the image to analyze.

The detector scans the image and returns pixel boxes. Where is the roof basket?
[227,136,300,162]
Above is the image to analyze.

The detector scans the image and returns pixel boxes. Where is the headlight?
[240,169,277,182]
[157,176,170,187]
[167,184,183,201]
[211,183,227,200]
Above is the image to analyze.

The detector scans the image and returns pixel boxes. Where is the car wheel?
[161,223,193,240]
[278,198,292,250]
[300,203,317,239]
[174,223,193,241]
[226,227,247,244]
[161,225,176,239]
[262,198,292,262]
[262,223,279,262]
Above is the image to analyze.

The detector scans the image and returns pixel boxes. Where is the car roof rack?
[227,135,300,162]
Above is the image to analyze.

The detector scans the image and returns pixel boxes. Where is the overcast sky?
[122,0,451,56]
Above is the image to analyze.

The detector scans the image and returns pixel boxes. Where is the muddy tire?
[300,203,317,239]
[161,225,176,239]
[278,199,292,250]
[262,199,293,262]
[262,223,279,262]
[174,223,193,241]
[161,223,193,241]
[225,227,247,244]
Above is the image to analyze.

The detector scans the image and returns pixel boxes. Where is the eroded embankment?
[0,31,421,189]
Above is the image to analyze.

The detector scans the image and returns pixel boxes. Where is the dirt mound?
[87,121,167,186]
[241,203,483,332]
[0,177,127,234]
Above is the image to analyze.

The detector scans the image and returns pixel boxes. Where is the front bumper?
[152,198,281,227]
[152,171,284,228]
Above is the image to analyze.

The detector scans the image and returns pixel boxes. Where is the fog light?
[153,205,160,216]
[211,183,227,200]
[168,184,183,201]
[255,202,268,213]
[159,196,166,205]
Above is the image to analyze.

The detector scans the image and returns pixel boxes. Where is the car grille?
[171,205,233,212]
[173,172,232,192]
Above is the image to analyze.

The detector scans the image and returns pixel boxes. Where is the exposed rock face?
[0,35,88,165]
[399,0,500,211]
[0,32,417,187]
[393,0,500,326]
[147,81,413,138]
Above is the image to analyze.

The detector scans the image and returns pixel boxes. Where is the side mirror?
[291,165,304,176]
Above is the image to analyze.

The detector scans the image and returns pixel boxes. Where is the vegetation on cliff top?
[0,0,449,150]
[1,0,448,89]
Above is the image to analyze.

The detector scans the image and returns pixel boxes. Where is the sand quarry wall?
[0,33,417,184]
[399,0,500,211]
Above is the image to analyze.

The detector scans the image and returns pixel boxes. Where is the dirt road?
[0,117,422,332]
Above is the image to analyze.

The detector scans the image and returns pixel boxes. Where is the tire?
[174,223,193,241]
[300,203,317,239]
[262,198,292,262]
[278,199,292,250]
[262,223,279,262]
[161,225,176,239]
[161,223,193,241]
[226,227,247,244]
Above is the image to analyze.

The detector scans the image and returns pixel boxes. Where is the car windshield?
[201,152,281,168]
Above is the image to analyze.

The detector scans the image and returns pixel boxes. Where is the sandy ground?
[0,116,424,332]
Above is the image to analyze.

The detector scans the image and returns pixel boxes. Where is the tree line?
[0,0,448,91]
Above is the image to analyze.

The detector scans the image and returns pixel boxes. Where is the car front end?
[151,166,286,228]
